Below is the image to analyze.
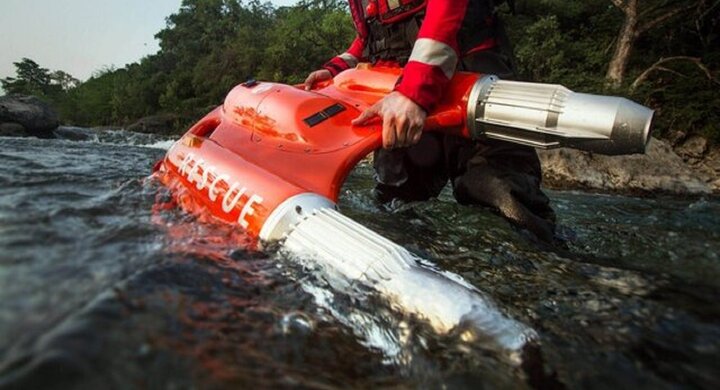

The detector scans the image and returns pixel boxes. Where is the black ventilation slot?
[303,103,346,127]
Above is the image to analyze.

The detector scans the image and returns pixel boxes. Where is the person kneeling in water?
[305,0,556,242]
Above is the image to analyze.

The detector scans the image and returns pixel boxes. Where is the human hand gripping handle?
[351,92,428,149]
[304,69,333,91]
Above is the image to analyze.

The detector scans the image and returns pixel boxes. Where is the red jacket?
[323,0,495,112]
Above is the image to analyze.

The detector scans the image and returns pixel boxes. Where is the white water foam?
[141,139,177,150]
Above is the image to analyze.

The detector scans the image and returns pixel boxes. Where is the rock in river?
[538,137,715,195]
[0,95,59,138]
[126,114,181,135]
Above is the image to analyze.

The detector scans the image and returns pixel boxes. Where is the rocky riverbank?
[0,95,182,139]
[538,136,720,196]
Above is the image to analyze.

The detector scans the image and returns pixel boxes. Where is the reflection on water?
[0,134,719,389]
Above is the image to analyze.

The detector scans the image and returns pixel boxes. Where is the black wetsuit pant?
[373,49,556,242]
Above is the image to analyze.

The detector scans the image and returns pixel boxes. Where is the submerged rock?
[538,137,715,195]
[126,114,180,135]
[53,126,96,141]
[0,95,59,138]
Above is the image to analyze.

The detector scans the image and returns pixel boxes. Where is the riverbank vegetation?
[2,0,718,140]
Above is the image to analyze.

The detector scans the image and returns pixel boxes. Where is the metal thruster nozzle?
[466,75,654,155]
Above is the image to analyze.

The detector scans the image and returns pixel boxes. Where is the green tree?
[1,58,53,96]
[606,0,703,88]
[259,0,354,83]
[507,0,719,140]
[1,58,83,121]
[50,70,80,91]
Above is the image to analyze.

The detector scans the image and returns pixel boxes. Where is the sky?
[0,0,299,83]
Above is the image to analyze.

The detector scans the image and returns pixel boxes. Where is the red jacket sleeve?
[323,36,366,77]
[395,0,470,112]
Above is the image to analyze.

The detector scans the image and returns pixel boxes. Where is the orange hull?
[154,65,480,238]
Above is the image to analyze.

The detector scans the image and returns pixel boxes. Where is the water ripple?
[0,136,718,389]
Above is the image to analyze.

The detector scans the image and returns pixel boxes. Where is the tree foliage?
[1,58,78,98]
[2,0,717,141]
[505,0,719,140]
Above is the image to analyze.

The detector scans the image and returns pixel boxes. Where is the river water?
[0,131,718,389]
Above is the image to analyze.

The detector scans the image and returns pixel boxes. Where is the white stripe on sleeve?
[408,38,458,79]
[338,52,359,68]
